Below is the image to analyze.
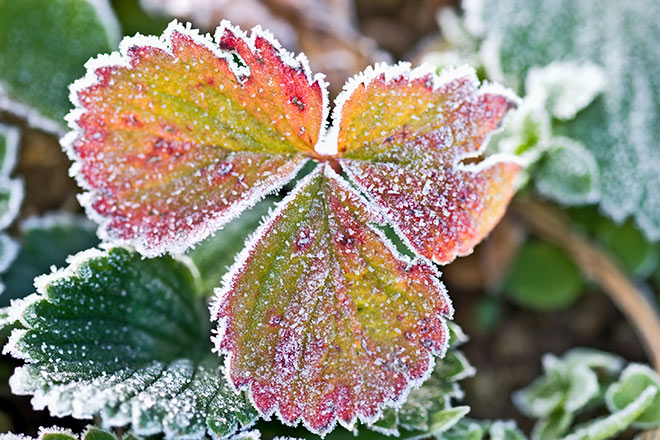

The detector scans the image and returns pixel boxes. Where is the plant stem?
[512,199,660,373]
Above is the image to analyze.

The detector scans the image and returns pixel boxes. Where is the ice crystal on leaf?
[63,20,520,435]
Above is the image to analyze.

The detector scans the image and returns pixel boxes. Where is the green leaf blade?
[4,247,256,438]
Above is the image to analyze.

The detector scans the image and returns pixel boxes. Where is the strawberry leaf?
[331,65,521,264]
[4,247,256,438]
[213,164,453,435]
[64,20,329,256]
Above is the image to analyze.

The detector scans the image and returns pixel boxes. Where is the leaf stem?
[512,198,660,373]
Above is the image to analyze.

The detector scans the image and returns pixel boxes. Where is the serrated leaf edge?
[331,63,523,264]
[61,19,328,257]
[211,164,454,436]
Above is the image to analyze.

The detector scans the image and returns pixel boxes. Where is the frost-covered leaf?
[64,20,329,256]
[333,64,521,264]
[0,233,18,274]
[213,164,453,435]
[4,247,256,439]
[489,421,526,440]
[187,198,275,295]
[0,426,120,440]
[532,410,573,440]
[525,62,606,121]
[562,386,656,440]
[0,0,119,133]
[535,138,600,206]
[1,214,99,306]
[514,349,623,419]
[438,420,486,440]
[606,364,660,429]
[465,0,660,240]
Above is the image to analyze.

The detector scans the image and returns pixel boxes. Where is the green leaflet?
[1,214,99,306]
[0,0,119,132]
[562,386,656,440]
[464,0,660,240]
[3,247,256,439]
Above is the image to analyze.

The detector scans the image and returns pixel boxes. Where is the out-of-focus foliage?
[448,0,660,241]
[0,214,99,306]
[0,0,119,133]
[504,241,583,311]
[514,349,660,439]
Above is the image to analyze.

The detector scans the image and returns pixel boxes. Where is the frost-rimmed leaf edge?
[323,61,523,264]
[3,244,259,440]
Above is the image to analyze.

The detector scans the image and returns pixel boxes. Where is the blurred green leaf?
[110,0,170,36]
[505,241,583,310]
[596,219,659,278]
[0,0,119,132]
[536,138,600,206]
[606,364,660,428]
[562,386,656,439]
[1,214,99,305]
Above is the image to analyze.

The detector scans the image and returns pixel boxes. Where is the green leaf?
[525,62,606,121]
[2,425,257,440]
[3,247,256,438]
[465,0,660,240]
[187,198,275,295]
[489,421,527,440]
[606,364,660,428]
[532,410,573,440]
[562,385,656,440]
[514,349,623,419]
[111,0,171,37]
[505,241,583,310]
[213,165,453,434]
[0,177,23,230]
[1,214,100,306]
[513,371,567,418]
[535,138,600,206]
[0,0,120,132]
[438,420,486,440]
[596,219,659,278]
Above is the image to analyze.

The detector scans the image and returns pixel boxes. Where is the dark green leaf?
[4,247,256,438]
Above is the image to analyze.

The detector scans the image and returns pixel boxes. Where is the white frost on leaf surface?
[3,246,257,439]
[526,62,607,120]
